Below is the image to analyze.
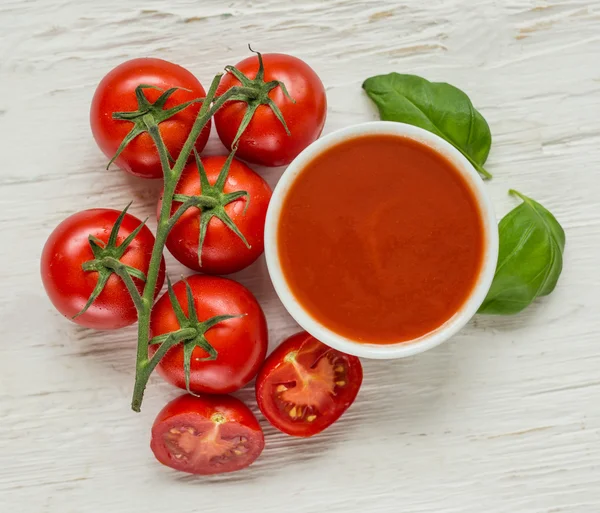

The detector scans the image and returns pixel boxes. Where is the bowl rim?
[264,121,498,359]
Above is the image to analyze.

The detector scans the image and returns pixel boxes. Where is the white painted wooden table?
[1,0,599,511]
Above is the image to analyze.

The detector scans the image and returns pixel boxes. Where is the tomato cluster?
[41,50,362,477]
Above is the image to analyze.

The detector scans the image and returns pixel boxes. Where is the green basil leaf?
[362,73,492,179]
[478,190,566,315]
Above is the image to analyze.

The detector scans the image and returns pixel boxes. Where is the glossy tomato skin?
[41,209,166,330]
[214,53,327,167]
[256,331,363,437]
[150,275,268,394]
[90,58,210,179]
[162,156,272,275]
[151,394,265,475]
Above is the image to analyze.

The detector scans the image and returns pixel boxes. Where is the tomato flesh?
[162,419,254,467]
[256,332,362,437]
[151,394,264,475]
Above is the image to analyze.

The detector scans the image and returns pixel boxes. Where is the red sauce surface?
[278,134,485,344]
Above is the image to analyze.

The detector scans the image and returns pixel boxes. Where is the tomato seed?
[306,415,317,422]
[284,351,298,363]
[336,381,346,386]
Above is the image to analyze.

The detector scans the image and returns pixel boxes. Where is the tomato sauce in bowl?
[265,121,498,358]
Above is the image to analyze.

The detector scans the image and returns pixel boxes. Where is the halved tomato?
[150,394,264,475]
[255,331,363,437]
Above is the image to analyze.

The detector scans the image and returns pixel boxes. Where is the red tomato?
[41,209,165,330]
[162,155,272,275]
[256,332,362,437]
[149,275,268,394]
[90,58,210,179]
[151,394,264,475]
[214,53,327,167]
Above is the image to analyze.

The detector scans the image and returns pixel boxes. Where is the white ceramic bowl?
[264,121,498,359]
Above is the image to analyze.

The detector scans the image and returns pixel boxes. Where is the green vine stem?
[131,74,236,412]
[90,50,294,412]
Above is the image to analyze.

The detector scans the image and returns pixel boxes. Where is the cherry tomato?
[214,53,327,167]
[41,209,165,330]
[162,155,272,275]
[151,394,264,475]
[90,58,210,179]
[149,275,268,394]
[256,331,362,437]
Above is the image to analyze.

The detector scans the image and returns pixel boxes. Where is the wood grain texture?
[1,0,599,511]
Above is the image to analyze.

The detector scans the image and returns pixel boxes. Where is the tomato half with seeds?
[90,58,210,179]
[256,331,362,437]
[151,394,265,475]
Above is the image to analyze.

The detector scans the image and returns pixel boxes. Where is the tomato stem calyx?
[108,85,203,170]
[169,149,251,267]
[223,47,295,145]
[75,203,147,317]
[158,276,242,396]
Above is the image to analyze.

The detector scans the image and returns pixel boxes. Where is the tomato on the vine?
[151,394,264,475]
[149,275,268,394]
[90,58,210,179]
[41,208,165,330]
[162,155,272,275]
[214,53,327,167]
[256,331,363,437]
